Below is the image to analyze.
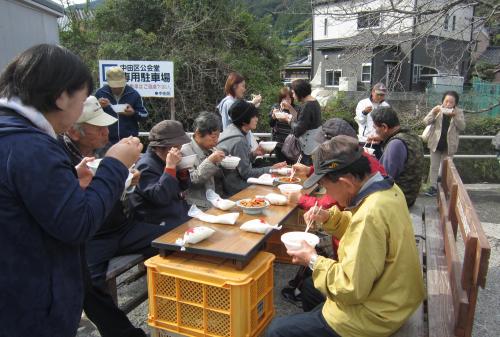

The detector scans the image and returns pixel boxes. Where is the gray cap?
[373,82,388,94]
[303,135,363,189]
[315,118,357,143]
[148,120,190,147]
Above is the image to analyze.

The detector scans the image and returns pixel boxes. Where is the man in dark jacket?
[95,66,148,144]
[61,96,168,337]
[129,120,191,228]
[370,106,424,206]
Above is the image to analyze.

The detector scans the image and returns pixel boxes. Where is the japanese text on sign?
[98,60,174,98]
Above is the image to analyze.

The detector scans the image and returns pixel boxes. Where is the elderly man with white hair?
[59,96,168,337]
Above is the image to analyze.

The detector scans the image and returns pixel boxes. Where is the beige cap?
[106,66,126,88]
[77,96,117,126]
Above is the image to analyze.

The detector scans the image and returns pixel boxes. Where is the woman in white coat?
[423,91,465,196]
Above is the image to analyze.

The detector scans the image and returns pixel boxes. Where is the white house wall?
[415,4,473,42]
[0,0,60,71]
[314,0,472,42]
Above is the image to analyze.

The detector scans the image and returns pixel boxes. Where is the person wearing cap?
[355,83,390,144]
[217,99,287,196]
[280,120,386,309]
[60,95,168,337]
[266,136,425,337]
[370,106,424,207]
[95,66,148,144]
[181,111,226,209]
[129,120,191,227]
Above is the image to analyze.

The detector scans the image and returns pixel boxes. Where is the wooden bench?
[394,158,491,337]
[105,254,148,314]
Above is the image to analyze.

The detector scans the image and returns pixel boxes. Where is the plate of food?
[236,198,270,215]
[277,176,301,184]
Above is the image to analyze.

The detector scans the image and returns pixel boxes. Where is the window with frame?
[361,63,371,83]
[357,12,381,29]
[452,16,456,31]
[326,70,342,86]
[444,14,449,30]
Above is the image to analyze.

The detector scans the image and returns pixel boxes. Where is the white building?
[311,0,475,91]
[0,0,64,71]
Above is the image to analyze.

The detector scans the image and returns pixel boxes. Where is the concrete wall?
[0,0,61,71]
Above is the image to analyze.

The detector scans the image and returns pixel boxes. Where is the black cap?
[303,135,363,188]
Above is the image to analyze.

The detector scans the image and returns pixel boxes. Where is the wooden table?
[152,176,314,269]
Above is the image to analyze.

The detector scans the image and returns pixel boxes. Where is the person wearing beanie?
[217,100,286,196]
[129,120,191,228]
[95,66,148,144]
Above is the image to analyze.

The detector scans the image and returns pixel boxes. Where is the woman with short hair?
[0,44,142,337]
[423,91,465,196]
[217,100,286,196]
[278,79,322,165]
[269,87,294,163]
[181,112,225,209]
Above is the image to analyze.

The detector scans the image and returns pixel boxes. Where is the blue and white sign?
[98,60,174,98]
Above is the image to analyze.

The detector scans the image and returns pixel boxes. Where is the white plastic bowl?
[259,141,278,153]
[220,156,241,170]
[281,231,320,251]
[177,154,197,170]
[87,158,102,175]
[278,184,303,196]
[236,199,270,215]
[364,147,375,156]
[274,112,290,120]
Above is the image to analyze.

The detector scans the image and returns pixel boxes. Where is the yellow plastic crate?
[145,252,275,337]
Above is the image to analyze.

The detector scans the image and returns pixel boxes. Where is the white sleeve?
[355,100,367,126]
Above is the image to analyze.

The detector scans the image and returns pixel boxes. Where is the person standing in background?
[216,72,263,155]
[355,83,390,158]
[269,87,294,163]
[423,91,465,197]
[95,66,148,144]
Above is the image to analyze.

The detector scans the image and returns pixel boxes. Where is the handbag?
[281,134,301,162]
[420,124,433,143]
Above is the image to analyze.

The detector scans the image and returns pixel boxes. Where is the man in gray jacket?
[217,100,286,196]
[181,112,225,209]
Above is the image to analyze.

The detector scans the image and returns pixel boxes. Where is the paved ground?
[77,185,500,337]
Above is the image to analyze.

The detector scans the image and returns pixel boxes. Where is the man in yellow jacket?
[266,135,425,337]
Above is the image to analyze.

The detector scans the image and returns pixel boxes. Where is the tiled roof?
[284,56,312,69]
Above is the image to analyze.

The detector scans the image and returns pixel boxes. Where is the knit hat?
[148,120,190,147]
[303,135,363,188]
[228,100,258,125]
[77,96,117,126]
[315,118,357,143]
[106,66,126,88]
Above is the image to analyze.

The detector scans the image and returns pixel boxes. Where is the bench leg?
[106,278,118,306]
